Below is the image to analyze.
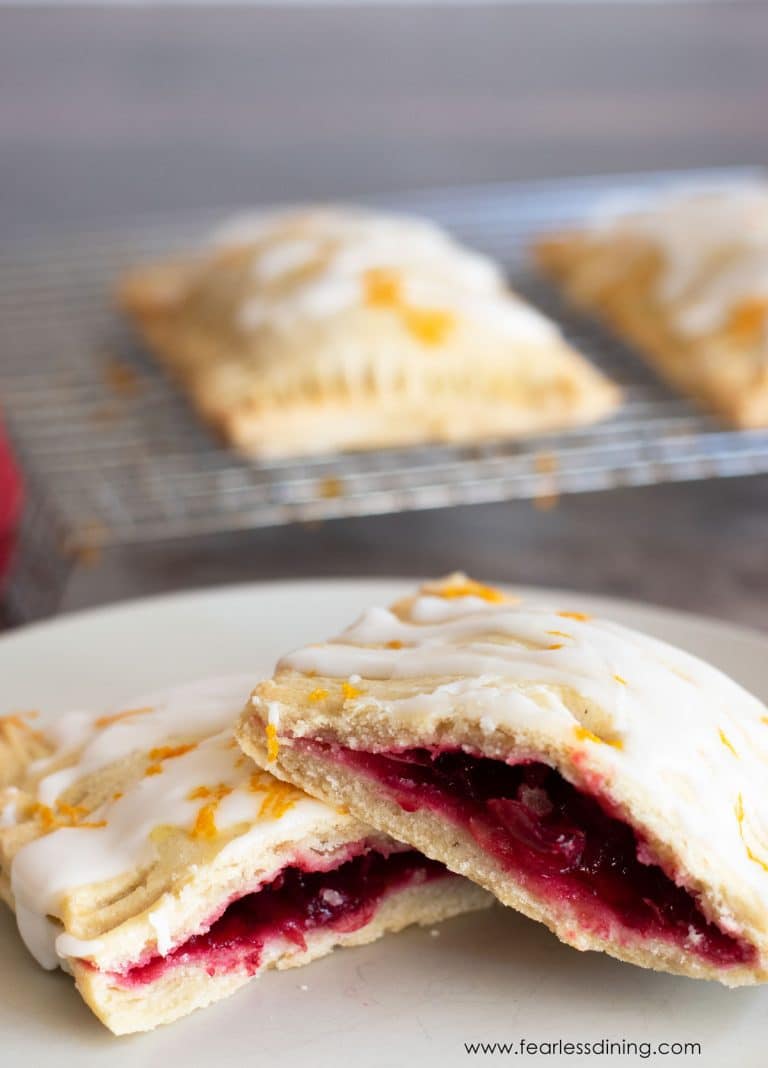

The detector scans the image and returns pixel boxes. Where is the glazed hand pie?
[534,181,768,427]
[239,575,768,986]
[119,207,619,456]
[0,676,489,1035]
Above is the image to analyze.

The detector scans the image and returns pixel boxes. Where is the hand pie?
[534,182,768,427]
[239,575,768,986]
[0,675,489,1035]
[119,207,619,456]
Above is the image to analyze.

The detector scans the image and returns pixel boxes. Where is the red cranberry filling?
[112,848,446,988]
[325,745,754,968]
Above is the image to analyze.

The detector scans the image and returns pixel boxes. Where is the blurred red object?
[0,416,22,584]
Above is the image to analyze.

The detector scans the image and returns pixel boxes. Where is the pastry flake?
[0,675,489,1034]
[238,574,768,986]
[119,207,619,456]
[534,181,768,427]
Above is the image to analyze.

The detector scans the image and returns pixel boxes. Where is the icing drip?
[211,206,558,344]
[281,595,759,737]
[7,676,333,970]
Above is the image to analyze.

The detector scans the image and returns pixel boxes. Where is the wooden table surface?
[2,4,768,627]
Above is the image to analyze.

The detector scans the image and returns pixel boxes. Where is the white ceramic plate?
[2,579,767,1068]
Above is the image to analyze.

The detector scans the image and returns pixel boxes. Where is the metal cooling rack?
[3,168,768,616]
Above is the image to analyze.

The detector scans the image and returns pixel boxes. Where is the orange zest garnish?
[31,799,106,833]
[187,784,234,841]
[719,729,738,757]
[363,267,402,308]
[341,681,362,700]
[149,743,196,762]
[438,579,507,603]
[57,799,103,826]
[385,639,404,649]
[249,771,303,820]
[94,706,154,729]
[573,725,623,750]
[558,611,591,622]
[726,297,768,342]
[145,742,196,777]
[546,643,564,651]
[546,630,572,640]
[613,675,627,686]
[187,783,232,803]
[308,688,329,702]
[362,267,454,346]
[259,781,302,820]
[191,803,219,840]
[31,802,56,831]
[56,802,88,823]
[402,306,455,346]
[265,722,280,762]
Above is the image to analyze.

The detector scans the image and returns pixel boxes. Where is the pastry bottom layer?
[112,847,445,988]
[313,745,755,971]
[72,845,491,1034]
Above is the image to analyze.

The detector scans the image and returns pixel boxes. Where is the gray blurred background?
[2,5,766,234]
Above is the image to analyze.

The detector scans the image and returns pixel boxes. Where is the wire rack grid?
[2,168,768,616]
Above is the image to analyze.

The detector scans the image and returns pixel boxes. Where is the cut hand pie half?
[119,206,619,457]
[534,180,768,427]
[239,575,768,986]
[0,676,489,1035]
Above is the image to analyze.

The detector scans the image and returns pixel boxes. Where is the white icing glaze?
[251,237,324,283]
[1,786,19,826]
[274,587,768,912]
[8,675,340,971]
[55,931,105,960]
[148,907,173,957]
[591,181,768,339]
[674,251,768,336]
[15,904,61,970]
[211,206,558,344]
[265,701,281,728]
